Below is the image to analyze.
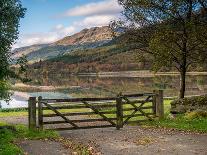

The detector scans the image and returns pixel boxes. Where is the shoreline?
[77,71,207,77]
[11,83,70,92]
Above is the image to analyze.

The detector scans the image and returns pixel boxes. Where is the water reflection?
[1,75,207,109]
[29,74,207,97]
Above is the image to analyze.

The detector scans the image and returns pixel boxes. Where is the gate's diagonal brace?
[41,101,78,128]
[145,96,152,102]
[123,101,146,124]
[122,96,153,124]
[82,101,116,126]
[123,96,145,124]
[130,101,153,121]
[123,110,137,124]
[139,109,153,120]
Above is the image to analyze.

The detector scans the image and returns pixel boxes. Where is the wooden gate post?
[116,95,123,130]
[152,90,157,115]
[28,97,37,130]
[38,96,43,130]
[153,90,164,119]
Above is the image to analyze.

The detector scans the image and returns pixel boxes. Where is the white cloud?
[14,0,123,48]
[61,0,122,17]
[14,33,58,48]
[74,15,118,28]
[51,24,75,37]
[14,13,117,48]
[14,25,76,48]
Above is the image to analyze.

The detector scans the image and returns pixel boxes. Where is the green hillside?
[29,44,153,73]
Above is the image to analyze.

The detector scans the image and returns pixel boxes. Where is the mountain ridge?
[54,26,113,46]
[13,26,114,62]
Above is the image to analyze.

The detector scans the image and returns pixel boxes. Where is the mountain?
[54,26,113,46]
[12,44,48,59]
[13,26,114,62]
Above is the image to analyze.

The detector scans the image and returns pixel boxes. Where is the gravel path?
[1,116,207,155]
[60,127,207,155]
[18,140,71,155]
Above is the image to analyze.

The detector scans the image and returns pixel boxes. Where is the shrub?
[185,110,207,119]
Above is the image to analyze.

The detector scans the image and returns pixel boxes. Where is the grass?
[0,108,89,117]
[141,100,207,133]
[0,111,28,117]
[143,116,207,133]
[0,122,92,155]
[0,123,59,155]
[0,129,22,155]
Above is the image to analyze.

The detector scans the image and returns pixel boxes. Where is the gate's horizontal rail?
[42,104,116,110]
[48,101,116,106]
[48,125,116,131]
[42,106,154,117]
[42,100,153,111]
[43,110,116,117]
[41,93,156,103]
[42,99,152,108]
[122,99,153,104]
[43,118,117,124]
[123,106,154,111]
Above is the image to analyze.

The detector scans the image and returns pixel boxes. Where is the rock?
[167,113,176,119]
[170,95,207,114]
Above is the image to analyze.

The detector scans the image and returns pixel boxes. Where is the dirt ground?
[1,116,207,155]
[18,140,71,155]
[60,126,207,155]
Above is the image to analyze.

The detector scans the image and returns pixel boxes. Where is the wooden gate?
[28,90,164,130]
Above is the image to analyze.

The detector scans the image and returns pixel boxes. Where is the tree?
[16,54,31,82]
[0,0,26,99]
[117,0,207,98]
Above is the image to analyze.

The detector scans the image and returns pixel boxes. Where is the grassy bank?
[0,122,93,155]
[143,116,207,133]
[141,101,207,133]
[0,108,28,117]
[0,107,95,117]
[0,122,59,155]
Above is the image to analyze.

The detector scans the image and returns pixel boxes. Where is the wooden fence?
[28,90,164,130]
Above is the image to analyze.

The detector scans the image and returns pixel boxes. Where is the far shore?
[77,71,207,77]
[12,71,207,92]
[12,83,79,92]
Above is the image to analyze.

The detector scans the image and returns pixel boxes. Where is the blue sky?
[15,0,122,48]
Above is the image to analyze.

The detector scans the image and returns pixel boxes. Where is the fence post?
[154,90,164,119]
[152,90,157,115]
[28,97,37,130]
[38,96,43,130]
[116,94,123,130]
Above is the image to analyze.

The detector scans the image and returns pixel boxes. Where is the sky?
[14,0,123,48]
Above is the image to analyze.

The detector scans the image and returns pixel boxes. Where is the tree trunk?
[179,68,186,99]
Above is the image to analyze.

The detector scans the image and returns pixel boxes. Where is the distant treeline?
[28,44,207,75]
